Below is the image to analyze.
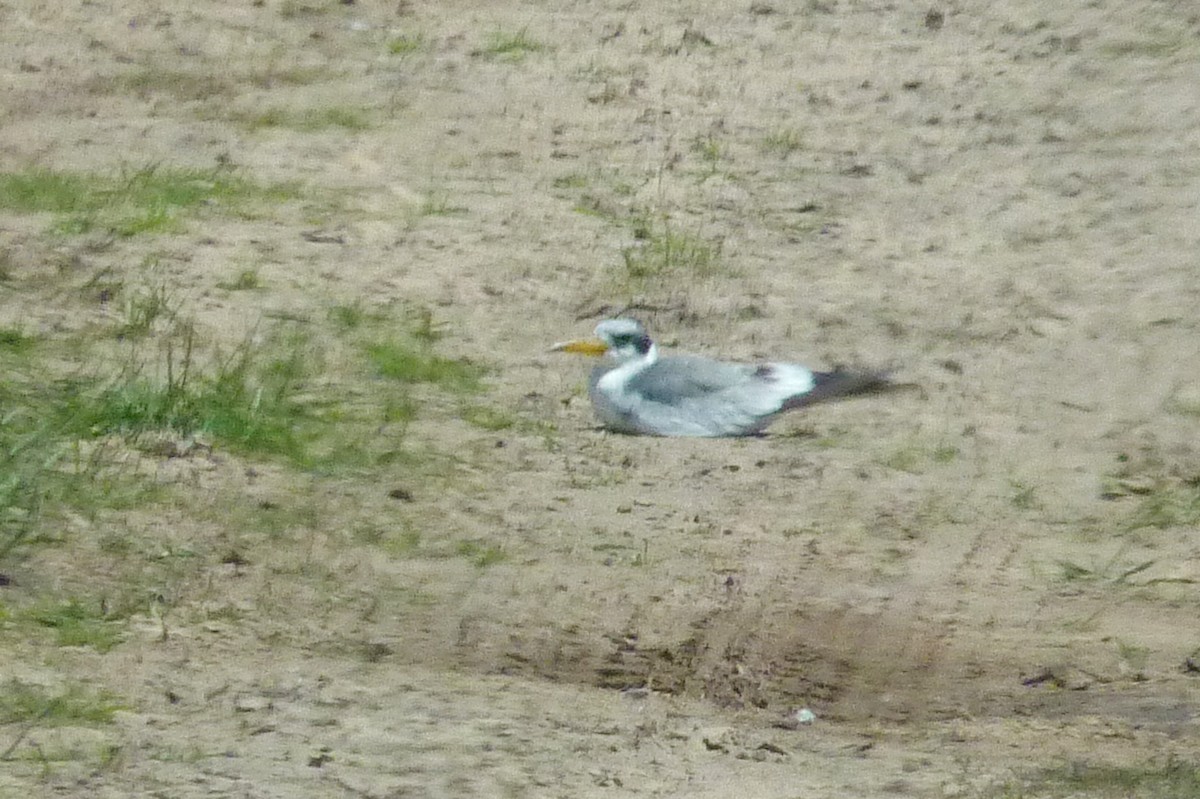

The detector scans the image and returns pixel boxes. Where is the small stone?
[776,707,817,729]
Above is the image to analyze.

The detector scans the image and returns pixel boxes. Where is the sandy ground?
[2,1,1200,797]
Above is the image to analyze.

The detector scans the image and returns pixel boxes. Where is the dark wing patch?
[752,364,777,381]
[781,368,893,410]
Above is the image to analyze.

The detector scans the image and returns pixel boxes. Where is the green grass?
[0,326,36,352]
[217,268,262,291]
[1,338,163,561]
[387,33,428,55]
[619,214,723,284]
[110,69,239,102]
[65,333,321,464]
[2,298,491,597]
[0,680,125,726]
[459,405,516,431]
[478,28,546,60]
[119,280,176,337]
[0,324,330,563]
[879,439,959,474]
[691,134,724,173]
[454,540,506,568]
[18,599,124,652]
[0,170,91,213]
[1126,484,1200,530]
[231,107,372,132]
[1055,546,1157,586]
[0,165,300,237]
[761,128,805,157]
[231,498,321,542]
[417,190,466,218]
[1010,479,1038,510]
[355,525,423,558]
[328,302,386,332]
[552,173,589,190]
[365,338,484,393]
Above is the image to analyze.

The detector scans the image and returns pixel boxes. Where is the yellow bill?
[550,337,609,356]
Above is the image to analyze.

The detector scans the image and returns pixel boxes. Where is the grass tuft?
[460,405,516,431]
[217,269,262,291]
[387,33,429,55]
[455,539,506,568]
[119,280,176,337]
[0,680,125,726]
[0,327,36,352]
[328,302,383,331]
[619,214,723,284]
[1055,546,1157,586]
[761,128,805,157]
[0,165,299,237]
[232,107,372,132]
[365,338,483,393]
[1126,484,1200,530]
[20,599,124,652]
[69,337,312,461]
[478,28,546,60]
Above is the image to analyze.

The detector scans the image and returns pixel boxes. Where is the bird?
[551,317,891,437]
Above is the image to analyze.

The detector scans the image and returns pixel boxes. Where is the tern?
[552,317,890,437]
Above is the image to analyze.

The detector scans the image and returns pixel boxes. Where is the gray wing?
[623,356,755,405]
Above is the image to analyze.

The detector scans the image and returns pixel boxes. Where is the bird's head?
[551,318,656,365]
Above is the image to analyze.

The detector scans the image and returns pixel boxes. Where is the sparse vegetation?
[691,133,724,174]
[65,328,322,464]
[552,173,589,190]
[328,302,370,331]
[460,404,516,431]
[230,107,372,132]
[365,336,484,393]
[989,760,1200,799]
[0,298,491,572]
[417,189,466,217]
[1055,546,1157,586]
[454,539,506,568]
[879,438,959,474]
[18,598,124,652]
[761,127,805,157]
[619,213,723,284]
[0,165,299,237]
[119,279,176,336]
[387,33,429,55]
[0,680,125,726]
[478,28,546,60]
[1126,483,1200,530]
[0,326,35,352]
[217,268,262,291]
[1009,479,1038,510]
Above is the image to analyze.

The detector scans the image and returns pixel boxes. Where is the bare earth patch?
[2,1,1199,797]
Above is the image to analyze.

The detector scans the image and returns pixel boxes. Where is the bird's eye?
[609,331,651,355]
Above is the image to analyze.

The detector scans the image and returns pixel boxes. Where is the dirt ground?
[2,1,1200,797]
